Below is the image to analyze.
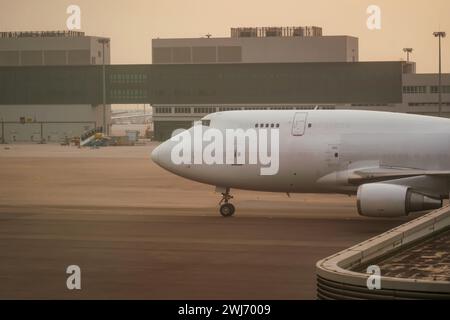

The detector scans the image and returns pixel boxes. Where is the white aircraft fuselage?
[152,110,449,217]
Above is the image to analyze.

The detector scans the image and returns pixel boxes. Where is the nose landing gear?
[218,187,235,217]
[219,203,235,217]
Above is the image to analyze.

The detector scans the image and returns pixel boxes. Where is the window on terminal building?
[408,102,450,107]
[174,107,191,113]
[193,107,216,114]
[430,85,450,94]
[109,73,147,84]
[403,86,427,94]
[155,107,172,114]
[218,107,242,112]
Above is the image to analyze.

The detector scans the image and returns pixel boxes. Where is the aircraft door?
[232,139,245,166]
[292,112,308,136]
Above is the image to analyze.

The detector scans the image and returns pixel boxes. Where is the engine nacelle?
[357,183,442,217]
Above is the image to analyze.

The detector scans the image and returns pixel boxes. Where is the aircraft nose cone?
[151,144,161,165]
[151,128,195,174]
[151,141,173,171]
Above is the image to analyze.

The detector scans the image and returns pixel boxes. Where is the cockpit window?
[202,120,211,127]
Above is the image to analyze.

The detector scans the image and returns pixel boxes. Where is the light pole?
[433,31,446,117]
[1,116,4,144]
[98,38,110,134]
[403,48,413,62]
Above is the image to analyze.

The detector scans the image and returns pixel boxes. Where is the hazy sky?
[1,0,449,73]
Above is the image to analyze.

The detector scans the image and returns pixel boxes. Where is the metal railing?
[0,30,85,38]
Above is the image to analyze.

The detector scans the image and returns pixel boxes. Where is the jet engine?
[356,183,442,217]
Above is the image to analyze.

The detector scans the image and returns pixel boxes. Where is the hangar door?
[292,112,308,136]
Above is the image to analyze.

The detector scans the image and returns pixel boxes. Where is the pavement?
[0,143,415,299]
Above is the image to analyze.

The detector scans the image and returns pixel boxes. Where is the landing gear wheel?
[218,187,235,217]
[220,203,235,217]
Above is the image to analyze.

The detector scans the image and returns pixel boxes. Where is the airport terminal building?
[0,31,111,142]
[152,26,358,64]
[0,27,449,142]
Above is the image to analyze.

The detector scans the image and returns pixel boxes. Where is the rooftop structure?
[0,31,110,66]
[0,30,85,39]
[152,26,358,64]
[230,26,322,38]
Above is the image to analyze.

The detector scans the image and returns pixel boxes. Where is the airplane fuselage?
[152,110,450,197]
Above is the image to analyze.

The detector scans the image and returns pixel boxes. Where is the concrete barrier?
[316,206,450,299]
